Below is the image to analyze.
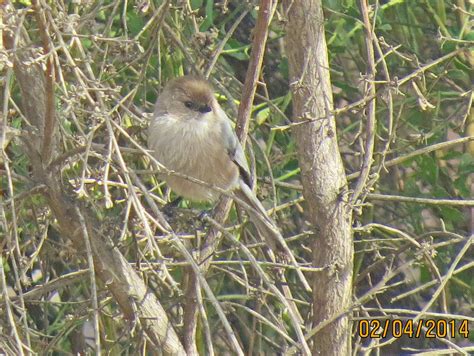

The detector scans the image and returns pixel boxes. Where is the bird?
[148,75,310,292]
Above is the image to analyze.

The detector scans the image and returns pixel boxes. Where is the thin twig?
[0,207,26,356]
[367,193,474,206]
[347,136,474,180]
[204,6,250,78]
[351,0,377,204]
[204,215,312,356]
[76,207,101,355]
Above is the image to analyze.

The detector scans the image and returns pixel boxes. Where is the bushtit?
[148,75,250,202]
[148,76,310,291]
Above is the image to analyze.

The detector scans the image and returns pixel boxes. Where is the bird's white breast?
[148,114,239,201]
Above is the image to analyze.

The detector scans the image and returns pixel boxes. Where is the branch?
[4,5,185,353]
[31,0,56,162]
[347,136,474,180]
[235,0,278,145]
[351,0,377,204]
[367,193,474,207]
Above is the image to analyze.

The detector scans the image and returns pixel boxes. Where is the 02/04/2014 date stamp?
[357,319,470,339]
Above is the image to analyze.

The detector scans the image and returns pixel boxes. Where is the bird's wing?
[219,108,253,188]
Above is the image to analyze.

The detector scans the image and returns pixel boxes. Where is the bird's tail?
[234,180,312,293]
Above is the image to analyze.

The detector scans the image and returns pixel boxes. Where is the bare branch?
[4,6,185,353]
[350,0,377,204]
[235,0,278,145]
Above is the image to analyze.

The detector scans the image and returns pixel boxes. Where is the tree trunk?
[283,1,354,354]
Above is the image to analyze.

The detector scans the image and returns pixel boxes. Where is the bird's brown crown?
[167,76,214,106]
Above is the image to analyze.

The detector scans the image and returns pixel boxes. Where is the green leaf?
[190,0,203,9]
[439,150,463,160]
[417,155,439,185]
[459,153,474,175]
[256,107,270,125]
[438,206,464,226]
[199,0,214,32]
[127,11,145,36]
[223,39,250,60]
[379,23,392,31]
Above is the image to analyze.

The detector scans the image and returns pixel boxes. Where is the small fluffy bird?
[148,76,310,291]
[148,76,251,202]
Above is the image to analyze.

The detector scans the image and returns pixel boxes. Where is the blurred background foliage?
[1,0,473,354]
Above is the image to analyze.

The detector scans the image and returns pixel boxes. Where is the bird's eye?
[184,101,194,109]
